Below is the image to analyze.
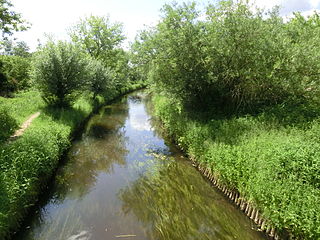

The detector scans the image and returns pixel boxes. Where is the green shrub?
[0,55,31,91]
[32,41,89,107]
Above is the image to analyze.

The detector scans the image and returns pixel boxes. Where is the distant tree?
[32,41,89,107]
[0,59,15,95]
[69,15,125,65]
[130,28,158,83]
[0,38,13,54]
[12,41,30,57]
[0,39,30,57]
[87,58,114,99]
[0,54,31,90]
[69,15,129,88]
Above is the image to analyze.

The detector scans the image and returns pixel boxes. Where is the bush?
[32,41,89,107]
[0,55,31,92]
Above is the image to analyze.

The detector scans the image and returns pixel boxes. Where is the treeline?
[1,15,141,106]
[0,15,144,142]
[132,1,320,239]
[132,0,320,114]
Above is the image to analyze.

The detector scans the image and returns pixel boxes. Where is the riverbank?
[0,83,145,239]
[152,94,320,240]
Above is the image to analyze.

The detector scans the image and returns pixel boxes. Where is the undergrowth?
[153,94,320,240]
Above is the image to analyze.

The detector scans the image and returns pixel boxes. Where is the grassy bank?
[0,83,144,239]
[153,94,320,240]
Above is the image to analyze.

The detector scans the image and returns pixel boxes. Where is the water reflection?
[53,102,130,202]
[119,155,263,240]
[13,91,266,240]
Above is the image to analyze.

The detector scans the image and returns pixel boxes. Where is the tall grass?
[0,91,44,124]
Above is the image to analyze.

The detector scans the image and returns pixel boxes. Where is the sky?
[9,0,320,51]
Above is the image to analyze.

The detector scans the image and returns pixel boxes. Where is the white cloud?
[310,0,320,8]
[254,0,319,15]
[130,113,152,131]
[280,0,312,15]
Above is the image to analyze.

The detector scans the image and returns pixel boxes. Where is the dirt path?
[10,112,41,139]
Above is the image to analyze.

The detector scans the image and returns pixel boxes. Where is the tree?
[87,58,114,99]
[69,15,129,88]
[0,39,30,57]
[144,2,210,110]
[69,15,125,65]
[130,28,158,83]
[32,41,89,107]
[12,41,30,57]
[0,0,28,37]
[0,38,13,54]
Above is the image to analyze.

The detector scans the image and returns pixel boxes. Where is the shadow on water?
[12,90,267,240]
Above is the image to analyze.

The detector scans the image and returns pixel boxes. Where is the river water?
[14,91,266,240]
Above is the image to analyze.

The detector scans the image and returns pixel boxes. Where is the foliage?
[0,113,77,239]
[87,58,114,99]
[69,15,124,64]
[136,5,320,237]
[0,90,44,124]
[12,41,30,57]
[0,107,18,142]
[69,15,133,88]
[138,2,211,110]
[153,94,320,240]
[136,1,320,114]
[130,27,158,83]
[0,55,31,92]
[0,0,28,37]
[32,40,89,107]
[0,61,15,95]
[204,1,289,112]
[0,39,30,57]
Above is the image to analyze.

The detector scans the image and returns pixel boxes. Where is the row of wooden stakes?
[193,161,283,240]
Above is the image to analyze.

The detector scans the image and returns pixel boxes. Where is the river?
[13,91,267,240]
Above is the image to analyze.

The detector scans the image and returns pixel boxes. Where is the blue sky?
[10,0,320,51]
